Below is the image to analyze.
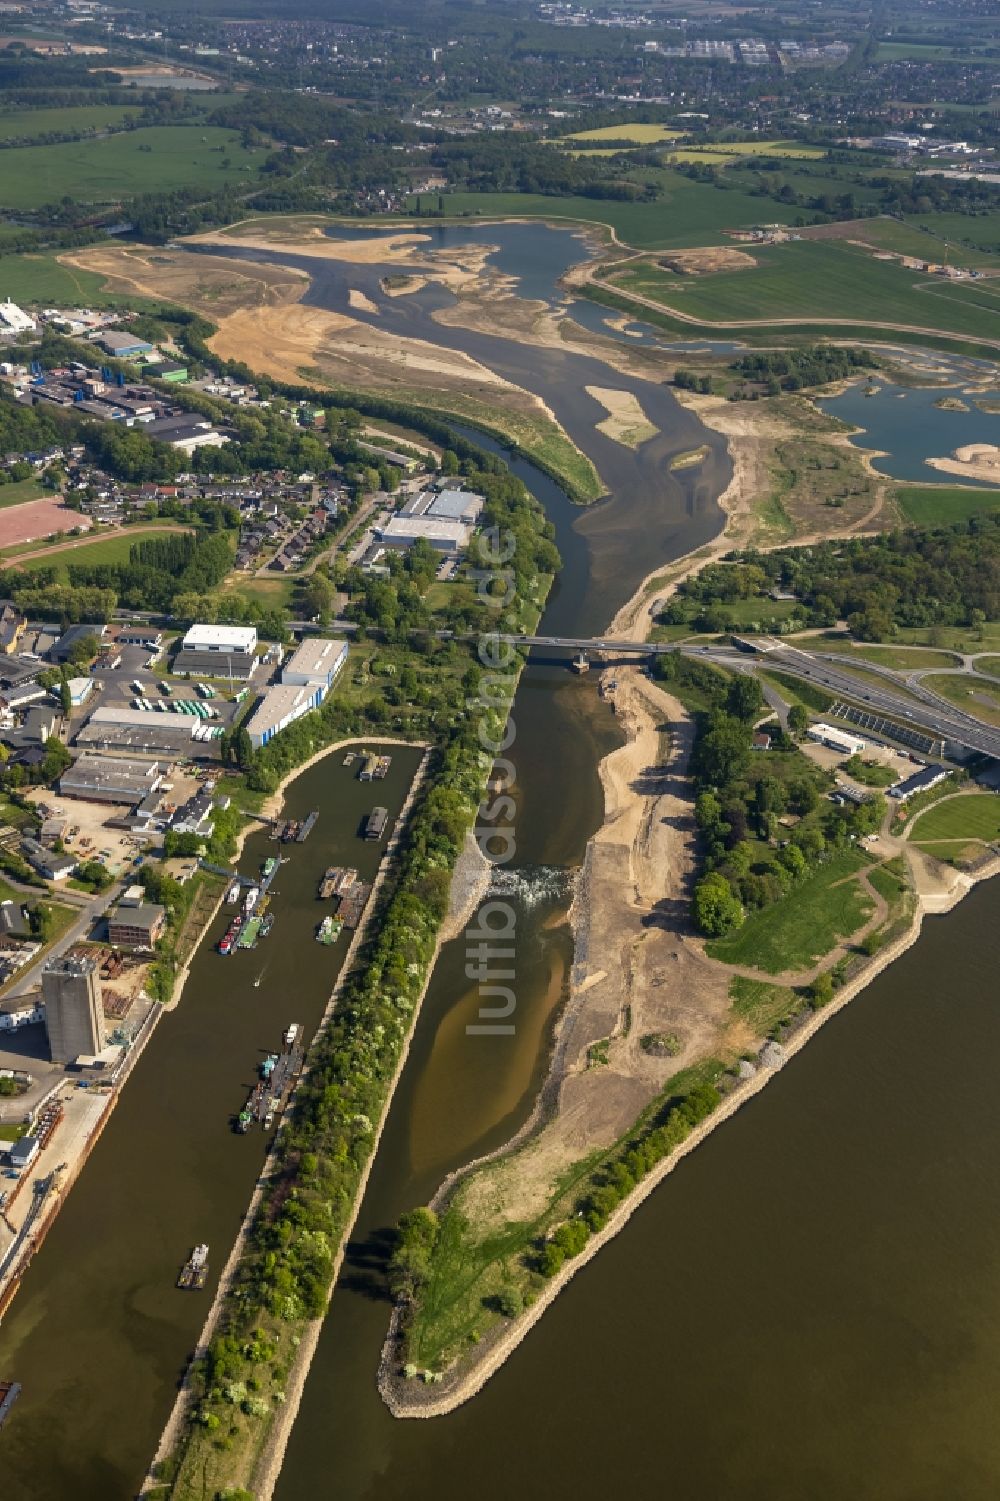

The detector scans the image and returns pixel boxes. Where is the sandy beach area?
[926,442,1000,483]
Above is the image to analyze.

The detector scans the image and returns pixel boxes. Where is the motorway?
[495,634,1000,760]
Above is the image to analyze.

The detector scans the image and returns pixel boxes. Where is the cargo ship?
[316,913,343,945]
[177,1244,209,1290]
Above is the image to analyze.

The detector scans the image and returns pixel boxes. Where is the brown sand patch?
[659,246,757,274]
[926,442,1000,483]
[59,244,307,320]
[584,384,658,448]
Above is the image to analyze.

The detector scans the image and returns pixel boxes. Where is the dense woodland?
[662,518,1000,638]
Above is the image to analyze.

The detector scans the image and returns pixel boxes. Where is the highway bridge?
[496,634,1000,761]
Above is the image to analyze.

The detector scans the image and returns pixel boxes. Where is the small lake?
[819,379,1000,487]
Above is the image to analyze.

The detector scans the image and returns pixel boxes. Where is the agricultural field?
[413,173,803,250]
[908,793,1000,852]
[562,123,682,144]
[606,240,1000,342]
[666,139,826,164]
[705,849,873,975]
[0,104,135,140]
[902,211,1000,256]
[893,485,1000,525]
[0,126,263,210]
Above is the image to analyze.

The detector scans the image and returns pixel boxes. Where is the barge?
[177,1244,209,1290]
[364,806,388,841]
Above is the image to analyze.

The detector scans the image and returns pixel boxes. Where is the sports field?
[0,497,91,551]
[0,126,262,210]
[607,241,1000,341]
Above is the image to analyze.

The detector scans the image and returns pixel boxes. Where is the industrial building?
[375,514,473,555]
[398,486,485,526]
[281,637,348,693]
[41,953,105,1063]
[97,329,154,358]
[0,994,43,1032]
[0,300,36,335]
[75,706,211,755]
[117,626,163,650]
[108,902,166,951]
[245,682,324,749]
[806,722,866,758]
[143,414,229,453]
[60,753,164,806]
[174,623,257,680]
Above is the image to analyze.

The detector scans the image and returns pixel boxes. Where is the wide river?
[1,222,999,1500]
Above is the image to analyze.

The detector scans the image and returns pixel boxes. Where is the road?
[493,633,1000,760]
[4,879,124,1001]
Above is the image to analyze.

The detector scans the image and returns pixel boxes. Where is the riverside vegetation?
[153,425,561,1500]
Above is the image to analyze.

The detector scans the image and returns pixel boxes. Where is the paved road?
[5,880,124,1000]
[495,633,1000,759]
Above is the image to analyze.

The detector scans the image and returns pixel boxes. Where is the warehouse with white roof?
[245,637,348,749]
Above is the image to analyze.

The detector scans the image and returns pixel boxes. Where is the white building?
[0,300,36,335]
[181,624,258,656]
[807,722,866,757]
[0,995,44,1032]
[282,637,348,693]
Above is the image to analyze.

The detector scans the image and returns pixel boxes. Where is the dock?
[0,1380,21,1430]
[296,810,319,843]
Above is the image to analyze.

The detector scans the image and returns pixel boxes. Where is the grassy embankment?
[921,672,1000,727]
[308,378,604,504]
[6,523,193,572]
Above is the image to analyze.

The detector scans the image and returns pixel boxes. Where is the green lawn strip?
[974,655,1000,680]
[908,792,1000,846]
[903,210,1000,256]
[920,672,1000,728]
[0,478,48,509]
[760,669,834,715]
[807,636,960,671]
[706,848,873,974]
[729,975,799,1037]
[0,126,262,211]
[910,838,986,864]
[893,621,1000,653]
[0,1123,28,1142]
[606,241,1000,343]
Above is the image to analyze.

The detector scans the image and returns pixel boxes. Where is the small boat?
[253,973,263,989]
[236,1107,252,1134]
[260,1053,279,1080]
[284,1022,299,1047]
[343,752,356,767]
[260,913,274,938]
[244,885,261,915]
[263,1109,275,1130]
[177,1244,209,1290]
[225,879,241,904]
[262,857,278,880]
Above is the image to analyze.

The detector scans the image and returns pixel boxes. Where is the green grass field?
[408,173,803,250]
[607,240,1000,342]
[0,126,262,210]
[11,525,192,575]
[909,793,1000,846]
[894,485,1000,525]
[667,139,825,163]
[974,656,1000,679]
[921,672,1000,727]
[0,104,135,140]
[706,849,873,975]
[903,211,1000,256]
[729,975,799,1035]
[0,251,115,307]
[0,478,47,509]
[893,621,1000,653]
[846,216,1000,270]
[809,636,960,670]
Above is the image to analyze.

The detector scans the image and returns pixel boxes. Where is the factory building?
[281,637,348,693]
[244,683,323,749]
[60,753,164,806]
[375,515,472,555]
[174,623,257,680]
